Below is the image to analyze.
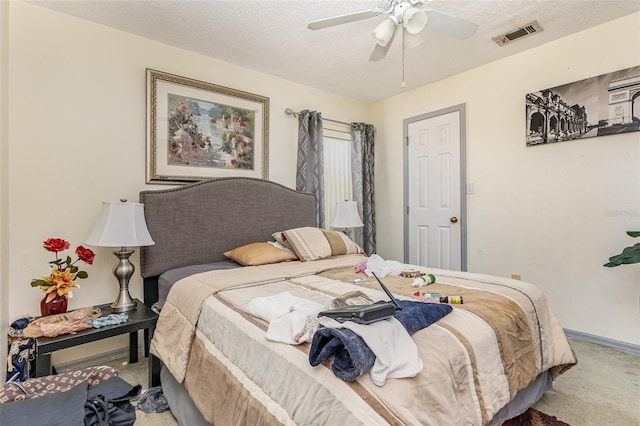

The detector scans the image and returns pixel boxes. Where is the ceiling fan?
[308,0,478,61]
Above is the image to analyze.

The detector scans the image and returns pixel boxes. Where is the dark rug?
[503,408,570,426]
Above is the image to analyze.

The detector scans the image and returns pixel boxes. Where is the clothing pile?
[6,317,35,382]
[0,366,140,426]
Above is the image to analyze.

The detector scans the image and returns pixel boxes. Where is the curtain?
[296,110,325,228]
[351,123,376,255]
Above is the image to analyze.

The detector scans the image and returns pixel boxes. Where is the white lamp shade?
[331,201,364,228]
[403,7,427,35]
[85,201,155,247]
[404,31,424,49]
[372,17,397,47]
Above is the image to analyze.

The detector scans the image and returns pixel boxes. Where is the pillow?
[281,227,363,262]
[266,240,296,256]
[224,242,298,266]
[272,231,289,247]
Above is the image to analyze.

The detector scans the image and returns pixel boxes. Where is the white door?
[405,106,465,270]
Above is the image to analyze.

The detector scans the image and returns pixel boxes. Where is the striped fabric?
[282,226,363,261]
[152,256,577,425]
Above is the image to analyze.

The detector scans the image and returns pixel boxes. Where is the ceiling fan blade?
[369,26,398,61]
[308,8,385,30]
[425,9,477,39]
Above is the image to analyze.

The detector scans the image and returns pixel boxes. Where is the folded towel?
[309,300,453,382]
[246,292,324,323]
[247,292,325,345]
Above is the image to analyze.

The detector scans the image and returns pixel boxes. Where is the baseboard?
[53,347,129,373]
[564,328,640,355]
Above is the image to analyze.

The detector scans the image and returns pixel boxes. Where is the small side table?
[34,299,158,383]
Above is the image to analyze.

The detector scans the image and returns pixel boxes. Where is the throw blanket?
[309,300,453,381]
[153,257,577,425]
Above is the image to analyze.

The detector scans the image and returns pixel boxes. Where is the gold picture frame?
[146,69,269,184]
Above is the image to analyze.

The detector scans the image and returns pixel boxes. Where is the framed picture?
[525,65,640,146]
[146,69,269,184]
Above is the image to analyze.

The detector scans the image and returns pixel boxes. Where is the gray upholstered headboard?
[138,177,317,306]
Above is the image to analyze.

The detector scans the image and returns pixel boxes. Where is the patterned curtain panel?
[296,110,325,228]
[350,123,376,255]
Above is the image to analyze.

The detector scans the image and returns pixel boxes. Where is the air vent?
[492,21,544,46]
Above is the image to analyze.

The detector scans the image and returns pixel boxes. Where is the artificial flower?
[31,238,95,300]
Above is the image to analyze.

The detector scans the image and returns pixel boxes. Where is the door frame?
[403,103,468,271]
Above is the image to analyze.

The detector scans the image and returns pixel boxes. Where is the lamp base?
[111,289,137,313]
[111,248,138,313]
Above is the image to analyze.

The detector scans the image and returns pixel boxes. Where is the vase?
[40,294,68,316]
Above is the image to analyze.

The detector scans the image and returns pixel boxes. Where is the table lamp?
[85,200,155,313]
[331,200,364,236]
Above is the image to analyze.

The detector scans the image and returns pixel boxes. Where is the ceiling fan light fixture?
[403,31,423,49]
[372,16,398,47]
[403,7,427,35]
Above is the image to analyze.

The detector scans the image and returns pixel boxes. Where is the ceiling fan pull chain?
[401,29,406,88]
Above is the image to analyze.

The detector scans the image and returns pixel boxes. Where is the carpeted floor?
[112,338,639,425]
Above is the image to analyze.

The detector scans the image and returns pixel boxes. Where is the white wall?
[1,0,10,366]
[6,2,369,363]
[371,12,640,345]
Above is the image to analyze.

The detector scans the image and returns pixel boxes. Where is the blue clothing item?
[309,326,375,381]
[7,317,36,382]
[87,313,129,328]
[393,300,452,334]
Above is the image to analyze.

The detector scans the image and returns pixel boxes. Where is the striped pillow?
[281,227,363,262]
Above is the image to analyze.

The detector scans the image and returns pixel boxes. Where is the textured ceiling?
[27,0,640,103]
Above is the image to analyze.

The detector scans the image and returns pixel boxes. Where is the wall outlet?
[511,274,521,280]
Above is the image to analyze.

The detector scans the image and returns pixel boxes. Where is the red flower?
[31,238,96,297]
[43,238,70,252]
[75,246,95,265]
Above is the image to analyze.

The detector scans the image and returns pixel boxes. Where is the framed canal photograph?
[526,65,640,146]
[146,69,269,184]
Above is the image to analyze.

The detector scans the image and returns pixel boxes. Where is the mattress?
[151,254,576,425]
[154,260,241,312]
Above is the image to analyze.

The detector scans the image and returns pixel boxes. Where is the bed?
[139,177,576,426]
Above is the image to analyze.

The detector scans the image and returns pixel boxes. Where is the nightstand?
[34,299,158,383]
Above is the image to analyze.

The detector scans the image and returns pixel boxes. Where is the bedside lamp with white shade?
[85,200,155,313]
[331,200,364,236]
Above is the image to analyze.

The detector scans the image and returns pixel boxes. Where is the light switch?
[466,183,475,194]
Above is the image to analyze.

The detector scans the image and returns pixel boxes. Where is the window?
[322,126,352,229]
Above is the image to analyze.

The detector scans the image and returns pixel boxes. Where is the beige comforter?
[151,254,576,425]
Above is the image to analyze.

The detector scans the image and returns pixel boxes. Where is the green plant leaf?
[627,231,640,238]
[30,279,48,287]
[76,271,88,279]
[604,242,640,267]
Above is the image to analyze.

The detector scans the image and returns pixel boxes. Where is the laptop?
[317,272,402,324]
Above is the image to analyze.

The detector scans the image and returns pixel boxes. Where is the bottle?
[412,273,436,287]
[439,295,463,304]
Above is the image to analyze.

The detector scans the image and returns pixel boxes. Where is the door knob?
[450,216,458,223]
